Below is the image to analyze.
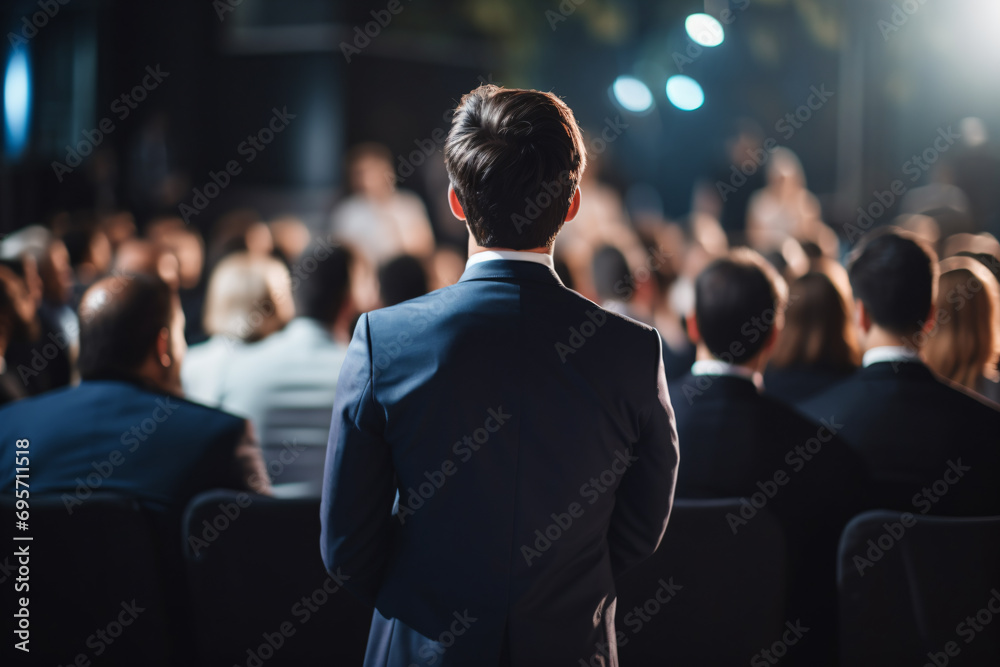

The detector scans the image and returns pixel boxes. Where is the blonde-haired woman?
[922,255,1000,402]
[182,252,294,406]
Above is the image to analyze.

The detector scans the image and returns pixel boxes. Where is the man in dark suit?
[669,249,868,666]
[0,272,270,514]
[798,229,1000,515]
[320,85,679,666]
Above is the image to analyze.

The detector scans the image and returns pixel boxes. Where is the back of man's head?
[379,254,428,307]
[78,273,174,381]
[592,245,631,303]
[444,85,586,250]
[295,243,354,325]
[848,229,938,336]
[695,249,788,364]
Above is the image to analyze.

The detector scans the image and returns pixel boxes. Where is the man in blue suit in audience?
[321,85,679,667]
[0,273,270,515]
[668,249,869,666]
[798,229,1000,515]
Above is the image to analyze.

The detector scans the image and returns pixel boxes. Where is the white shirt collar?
[691,360,764,390]
[465,250,554,271]
[862,346,922,368]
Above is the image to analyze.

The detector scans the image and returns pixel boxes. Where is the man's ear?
[448,186,466,221]
[921,303,937,334]
[685,312,701,344]
[156,327,171,368]
[564,187,582,222]
[762,322,781,354]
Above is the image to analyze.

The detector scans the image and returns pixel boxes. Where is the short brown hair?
[444,85,586,249]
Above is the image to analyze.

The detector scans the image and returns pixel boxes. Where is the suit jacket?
[0,379,265,513]
[797,360,1000,515]
[320,259,679,667]
[762,364,855,405]
[669,372,869,666]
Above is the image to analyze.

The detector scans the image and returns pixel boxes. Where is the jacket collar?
[458,258,564,287]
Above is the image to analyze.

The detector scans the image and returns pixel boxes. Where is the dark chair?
[182,490,371,666]
[0,493,172,666]
[838,511,1000,665]
[614,498,787,666]
[261,406,333,497]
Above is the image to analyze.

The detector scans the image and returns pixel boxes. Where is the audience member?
[184,243,356,493]
[378,254,429,307]
[182,252,294,406]
[670,248,868,665]
[329,143,435,266]
[798,229,1000,515]
[764,272,861,402]
[0,271,270,507]
[921,256,1000,402]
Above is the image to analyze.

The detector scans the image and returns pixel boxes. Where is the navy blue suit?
[320,259,679,666]
[797,360,1000,515]
[0,379,258,513]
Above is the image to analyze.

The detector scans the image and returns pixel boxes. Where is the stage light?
[685,13,724,48]
[611,76,654,113]
[4,48,31,159]
[665,75,704,111]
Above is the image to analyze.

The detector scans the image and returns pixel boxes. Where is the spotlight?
[611,76,654,113]
[685,13,725,48]
[665,75,704,111]
[4,48,31,158]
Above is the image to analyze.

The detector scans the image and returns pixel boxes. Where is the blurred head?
[378,254,428,307]
[922,257,1000,390]
[39,239,74,305]
[155,227,205,291]
[78,273,184,394]
[692,248,789,365]
[347,143,395,199]
[769,272,861,371]
[203,252,293,342]
[294,243,354,327]
[592,245,632,303]
[766,147,806,191]
[0,265,35,353]
[848,229,938,340]
[112,239,181,291]
[269,215,312,264]
[445,85,586,250]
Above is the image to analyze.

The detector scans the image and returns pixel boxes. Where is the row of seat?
[2,493,998,666]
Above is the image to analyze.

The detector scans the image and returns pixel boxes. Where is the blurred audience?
[181,252,293,406]
[0,266,32,405]
[764,272,861,403]
[798,229,1000,515]
[922,256,1000,402]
